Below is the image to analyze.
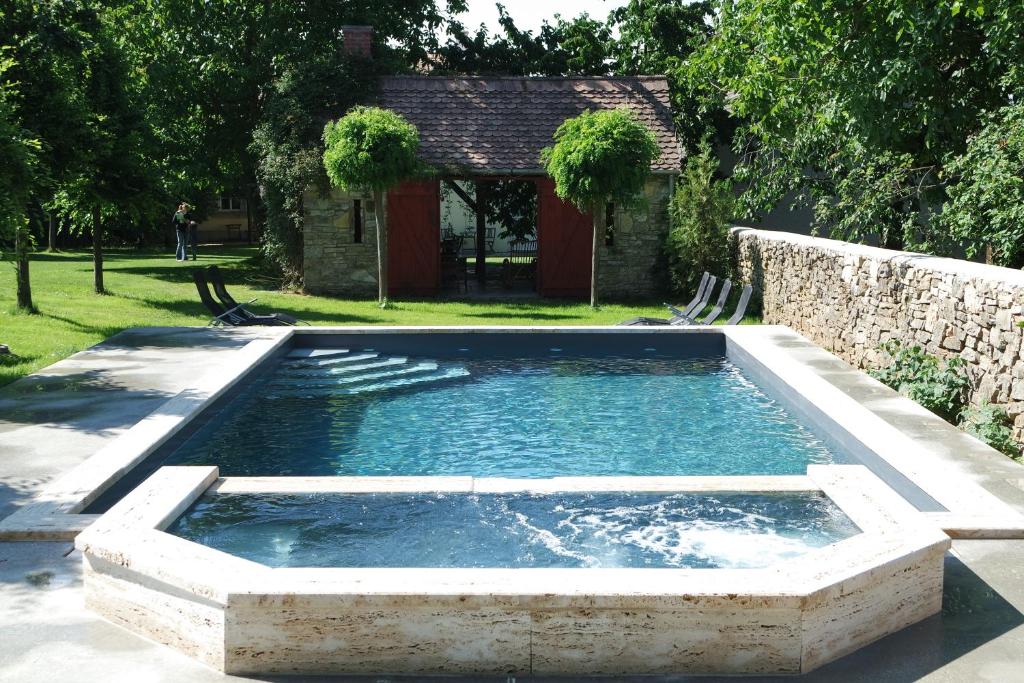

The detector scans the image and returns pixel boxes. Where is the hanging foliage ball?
[541,108,660,211]
[322,106,420,192]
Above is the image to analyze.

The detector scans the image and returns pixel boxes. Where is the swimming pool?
[168,490,859,569]
[137,333,842,480]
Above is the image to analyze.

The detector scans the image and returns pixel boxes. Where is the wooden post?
[474,180,488,283]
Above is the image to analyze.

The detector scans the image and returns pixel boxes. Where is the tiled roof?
[376,76,682,174]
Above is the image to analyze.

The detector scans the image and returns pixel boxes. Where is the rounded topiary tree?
[542,108,659,307]
[323,106,420,306]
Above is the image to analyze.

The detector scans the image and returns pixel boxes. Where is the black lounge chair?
[724,284,754,325]
[619,272,714,326]
[206,265,300,326]
[193,269,292,327]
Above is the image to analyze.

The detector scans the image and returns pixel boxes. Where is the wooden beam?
[443,179,477,213]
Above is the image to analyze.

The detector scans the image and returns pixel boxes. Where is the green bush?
[960,402,1021,460]
[870,341,970,423]
[664,146,734,297]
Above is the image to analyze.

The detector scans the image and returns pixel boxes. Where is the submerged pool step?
[264,353,469,399]
[280,357,410,379]
[341,367,471,394]
[286,348,349,360]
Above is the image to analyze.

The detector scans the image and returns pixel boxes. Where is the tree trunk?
[47,212,58,252]
[474,180,488,283]
[92,206,104,294]
[590,201,601,308]
[373,189,388,306]
[14,220,33,311]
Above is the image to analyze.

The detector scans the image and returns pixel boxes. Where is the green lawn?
[2,246,756,386]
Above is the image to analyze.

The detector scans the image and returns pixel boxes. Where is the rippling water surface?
[166,352,842,476]
[169,491,860,568]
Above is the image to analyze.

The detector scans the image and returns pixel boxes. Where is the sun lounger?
[619,273,714,326]
[206,265,300,326]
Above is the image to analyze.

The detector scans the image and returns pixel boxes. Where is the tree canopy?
[542,108,659,306]
[542,108,659,210]
[687,0,1024,254]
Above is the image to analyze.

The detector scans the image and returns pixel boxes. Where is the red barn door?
[536,178,592,298]
[386,180,440,296]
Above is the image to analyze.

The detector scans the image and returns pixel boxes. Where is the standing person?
[188,219,199,261]
[172,203,189,261]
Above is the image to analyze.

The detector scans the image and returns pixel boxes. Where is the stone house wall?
[303,188,378,296]
[304,177,673,300]
[596,175,672,299]
[733,227,1024,437]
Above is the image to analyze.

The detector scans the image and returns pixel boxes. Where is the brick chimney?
[341,26,373,59]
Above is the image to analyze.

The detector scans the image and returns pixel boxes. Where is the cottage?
[304,55,682,299]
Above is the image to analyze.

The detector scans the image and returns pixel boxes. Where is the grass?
[1,245,756,387]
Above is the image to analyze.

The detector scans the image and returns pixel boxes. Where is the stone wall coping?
[76,463,949,675]
[731,226,1024,287]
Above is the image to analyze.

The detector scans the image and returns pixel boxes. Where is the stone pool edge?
[73,463,950,676]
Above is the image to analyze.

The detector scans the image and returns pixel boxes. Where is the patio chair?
[619,272,712,326]
[206,265,301,326]
[502,239,537,288]
[441,236,468,292]
[723,284,754,325]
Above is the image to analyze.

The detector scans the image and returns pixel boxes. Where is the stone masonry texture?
[303,177,672,300]
[733,227,1024,440]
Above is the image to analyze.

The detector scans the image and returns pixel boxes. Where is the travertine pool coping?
[4,325,1023,540]
[75,463,950,676]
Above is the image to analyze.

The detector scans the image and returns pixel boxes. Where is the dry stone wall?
[733,227,1024,436]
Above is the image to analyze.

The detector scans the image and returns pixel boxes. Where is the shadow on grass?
[458,311,587,321]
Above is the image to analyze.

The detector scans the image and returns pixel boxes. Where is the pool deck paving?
[1,326,1023,682]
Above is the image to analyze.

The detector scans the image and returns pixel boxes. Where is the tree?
[542,108,659,307]
[0,53,40,311]
[687,0,1024,252]
[322,107,421,306]
[939,100,1024,267]
[664,146,734,297]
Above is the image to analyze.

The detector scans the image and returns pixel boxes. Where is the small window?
[219,195,242,211]
[605,202,615,246]
[353,199,363,244]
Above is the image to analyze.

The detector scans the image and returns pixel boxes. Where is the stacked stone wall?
[733,227,1024,438]
[596,175,672,299]
[303,188,379,296]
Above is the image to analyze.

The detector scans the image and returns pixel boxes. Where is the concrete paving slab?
[0,327,282,520]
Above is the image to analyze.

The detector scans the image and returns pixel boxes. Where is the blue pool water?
[168,491,859,569]
[164,350,842,477]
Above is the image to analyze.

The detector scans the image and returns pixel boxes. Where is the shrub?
[869,341,970,423]
[664,146,734,297]
[961,402,1021,460]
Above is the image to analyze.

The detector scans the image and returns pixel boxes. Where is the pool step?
[342,367,471,394]
[286,348,349,360]
[266,351,469,399]
[334,362,439,385]
[310,352,380,367]
[281,357,410,379]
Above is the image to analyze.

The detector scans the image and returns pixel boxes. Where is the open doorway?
[439,178,539,298]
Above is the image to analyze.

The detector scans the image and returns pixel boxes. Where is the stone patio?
[1,326,1023,681]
